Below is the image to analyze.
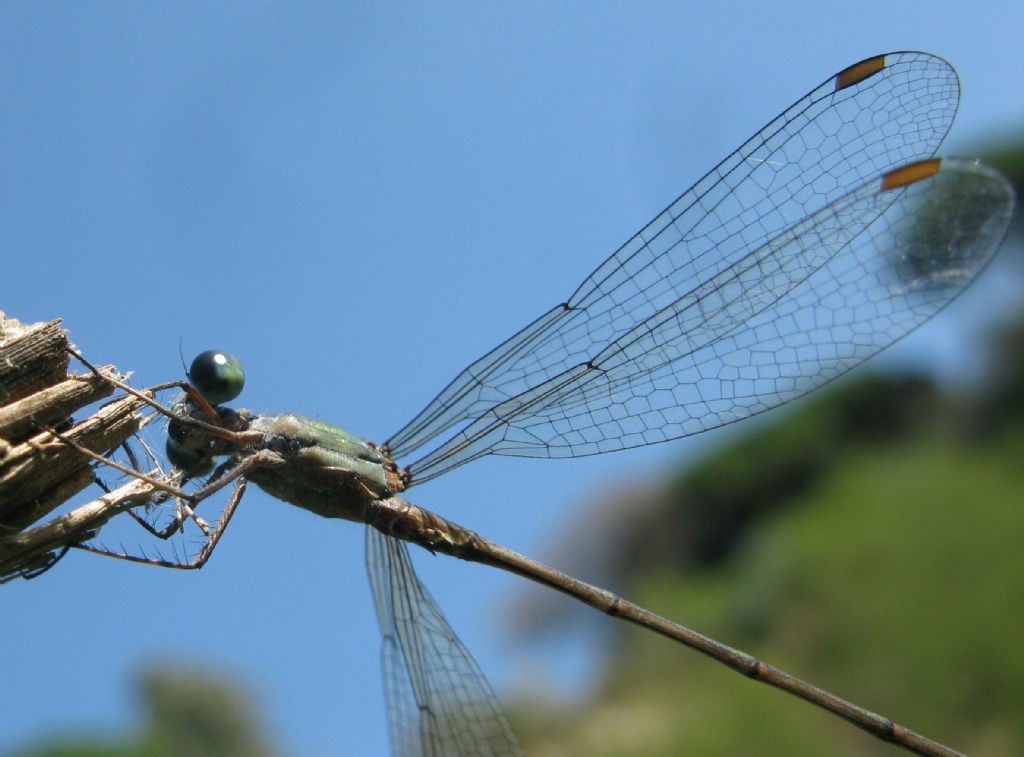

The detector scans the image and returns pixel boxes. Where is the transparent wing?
[402,157,1013,483]
[366,527,523,757]
[386,51,960,464]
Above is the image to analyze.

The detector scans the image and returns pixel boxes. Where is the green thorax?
[244,413,393,523]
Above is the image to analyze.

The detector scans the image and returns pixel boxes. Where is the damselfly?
[60,52,1015,756]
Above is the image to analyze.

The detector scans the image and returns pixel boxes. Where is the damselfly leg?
[44,349,277,570]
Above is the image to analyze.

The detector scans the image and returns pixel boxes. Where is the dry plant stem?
[2,466,97,535]
[0,317,68,405]
[0,367,118,440]
[0,394,152,527]
[0,312,160,580]
[0,474,160,581]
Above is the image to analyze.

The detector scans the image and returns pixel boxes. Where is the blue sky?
[2,3,1023,756]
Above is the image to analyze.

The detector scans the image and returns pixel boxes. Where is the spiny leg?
[85,435,200,538]
[69,449,283,569]
[93,438,145,494]
[119,450,263,541]
[44,405,284,569]
[38,421,207,533]
[73,477,250,570]
[79,443,285,568]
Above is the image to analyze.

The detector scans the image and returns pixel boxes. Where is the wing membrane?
[367,527,523,757]
[386,52,960,462]
[405,159,1013,482]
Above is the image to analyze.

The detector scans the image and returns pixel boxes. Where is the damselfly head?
[165,350,247,476]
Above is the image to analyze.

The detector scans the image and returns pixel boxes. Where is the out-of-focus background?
[2,4,1022,756]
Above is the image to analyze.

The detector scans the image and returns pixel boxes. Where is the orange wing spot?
[835,55,886,90]
[881,158,943,191]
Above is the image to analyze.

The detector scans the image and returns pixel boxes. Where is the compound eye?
[189,350,245,405]
[165,437,215,477]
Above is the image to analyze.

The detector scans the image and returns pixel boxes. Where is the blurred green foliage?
[986,141,1024,197]
[9,666,274,757]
